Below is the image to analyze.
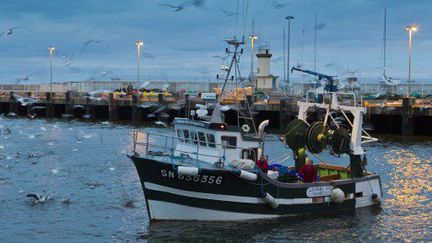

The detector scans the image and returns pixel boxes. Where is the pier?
[1,90,431,136]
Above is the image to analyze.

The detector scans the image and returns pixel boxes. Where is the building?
[253,46,279,94]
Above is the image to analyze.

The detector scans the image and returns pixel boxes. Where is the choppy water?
[0,118,431,242]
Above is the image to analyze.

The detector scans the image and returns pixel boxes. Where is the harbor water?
[0,118,431,242]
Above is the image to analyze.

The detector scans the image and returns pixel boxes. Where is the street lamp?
[136,40,144,84]
[285,15,294,95]
[48,46,55,103]
[405,25,417,97]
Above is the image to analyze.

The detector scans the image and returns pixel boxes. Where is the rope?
[268,152,291,164]
[309,151,328,165]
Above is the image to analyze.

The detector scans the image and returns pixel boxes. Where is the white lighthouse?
[254,45,279,93]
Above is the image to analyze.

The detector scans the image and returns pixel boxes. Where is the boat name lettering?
[161,169,222,185]
[174,119,209,128]
[306,186,334,197]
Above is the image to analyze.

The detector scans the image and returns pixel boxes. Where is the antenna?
[383,8,387,76]
[314,12,317,73]
[249,20,257,81]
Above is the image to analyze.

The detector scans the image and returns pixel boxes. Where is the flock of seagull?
[0,114,142,209]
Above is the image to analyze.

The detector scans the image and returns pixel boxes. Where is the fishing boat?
[128,37,382,221]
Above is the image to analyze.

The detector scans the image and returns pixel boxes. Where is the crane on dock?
[291,66,338,92]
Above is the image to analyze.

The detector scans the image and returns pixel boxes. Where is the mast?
[216,37,257,135]
[314,12,317,73]
[283,27,286,92]
[383,8,387,76]
[249,20,257,81]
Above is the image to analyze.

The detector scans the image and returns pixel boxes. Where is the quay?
[1,89,431,136]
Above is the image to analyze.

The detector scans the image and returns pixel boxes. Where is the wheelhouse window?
[198,132,207,146]
[190,131,198,144]
[183,130,190,143]
[176,129,184,143]
[221,136,237,149]
[207,134,216,148]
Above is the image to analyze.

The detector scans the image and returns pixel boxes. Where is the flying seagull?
[158,3,184,12]
[26,192,51,204]
[219,8,237,17]
[272,0,289,9]
[0,27,31,36]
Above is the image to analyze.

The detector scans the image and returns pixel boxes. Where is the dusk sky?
[1,0,431,84]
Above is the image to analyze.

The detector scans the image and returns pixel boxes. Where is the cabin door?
[242,148,257,161]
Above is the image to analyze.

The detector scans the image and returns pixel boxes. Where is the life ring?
[241,124,250,133]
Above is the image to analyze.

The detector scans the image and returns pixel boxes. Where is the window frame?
[183,129,190,143]
[207,133,216,148]
[221,136,237,149]
[198,132,207,147]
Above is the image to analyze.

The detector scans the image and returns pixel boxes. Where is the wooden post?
[65,91,73,115]
[108,92,117,121]
[402,97,415,136]
[45,92,54,118]
[9,91,20,115]
[132,94,141,123]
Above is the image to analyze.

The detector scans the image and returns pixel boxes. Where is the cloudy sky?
[0,0,431,84]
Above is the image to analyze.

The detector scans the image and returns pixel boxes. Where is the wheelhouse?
[173,117,262,164]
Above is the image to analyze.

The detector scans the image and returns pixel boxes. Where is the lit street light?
[136,40,144,84]
[285,15,294,95]
[405,25,417,97]
[48,46,55,103]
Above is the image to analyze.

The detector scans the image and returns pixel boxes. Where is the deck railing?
[132,130,257,162]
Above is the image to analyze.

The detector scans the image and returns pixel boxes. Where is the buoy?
[241,124,250,133]
[330,188,345,204]
[177,166,199,176]
[238,170,257,181]
[372,193,382,203]
[263,192,279,209]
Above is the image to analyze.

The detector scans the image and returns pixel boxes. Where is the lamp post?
[48,46,55,103]
[405,25,417,97]
[136,40,144,84]
[285,16,294,95]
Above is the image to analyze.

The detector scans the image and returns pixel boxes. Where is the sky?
[1,0,431,84]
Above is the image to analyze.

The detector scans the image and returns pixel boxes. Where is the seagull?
[272,0,289,9]
[158,3,184,12]
[62,198,71,205]
[1,27,31,36]
[82,39,109,48]
[219,8,237,17]
[28,113,37,119]
[7,112,17,118]
[142,52,155,59]
[26,192,52,204]
[212,55,229,60]
[154,121,168,128]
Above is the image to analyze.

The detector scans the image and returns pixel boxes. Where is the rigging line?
[309,151,328,165]
[243,0,250,38]
[235,0,240,30]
